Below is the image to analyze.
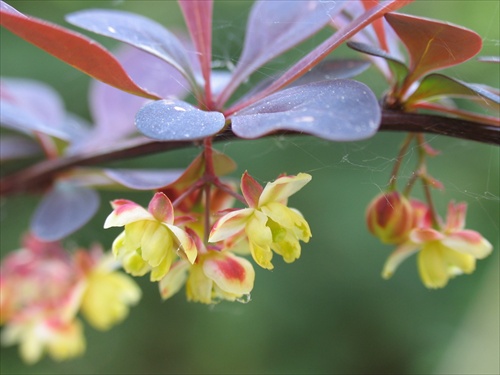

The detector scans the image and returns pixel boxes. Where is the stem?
[215,181,246,204]
[204,183,211,243]
[415,134,440,228]
[1,111,498,196]
[172,180,204,209]
[388,133,415,191]
[203,137,216,178]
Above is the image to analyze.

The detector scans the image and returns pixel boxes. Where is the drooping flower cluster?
[0,235,141,363]
[366,134,493,288]
[209,172,312,270]
[378,200,493,289]
[104,167,312,304]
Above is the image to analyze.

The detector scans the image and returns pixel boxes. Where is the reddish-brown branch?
[1,110,498,197]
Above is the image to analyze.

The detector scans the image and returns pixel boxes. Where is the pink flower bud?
[366,191,414,244]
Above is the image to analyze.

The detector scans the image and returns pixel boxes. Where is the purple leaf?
[0,1,25,17]
[104,169,184,190]
[231,79,380,142]
[66,9,197,90]
[1,78,89,142]
[0,135,41,161]
[178,0,213,97]
[0,5,158,99]
[217,0,348,106]
[226,0,412,115]
[74,46,191,152]
[237,59,371,105]
[0,100,68,140]
[293,59,371,85]
[31,183,100,240]
[136,99,225,141]
[1,78,63,131]
[332,1,404,80]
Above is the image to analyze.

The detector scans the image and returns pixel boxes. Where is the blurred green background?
[1,1,498,374]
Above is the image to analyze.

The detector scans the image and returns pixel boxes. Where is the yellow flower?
[160,252,255,304]
[159,228,255,304]
[383,202,493,288]
[1,310,85,364]
[76,250,141,331]
[209,172,312,269]
[104,192,197,281]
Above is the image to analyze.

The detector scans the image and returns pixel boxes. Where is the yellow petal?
[159,261,189,300]
[442,230,493,259]
[186,264,213,304]
[271,232,302,263]
[122,252,150,277]
[249,241,274,270]
[124,220,149,252]
[418,244,449,289]
[150,249,175,281]
[440,245,476,275]
[104,204,152,228]
[382,242,419,279]
[111,231,127,257]
[203,253,255,296]
[166,224,197,264]
[261,202,295,229]
[141,222,171,267]
[208,208,254,243]
[81,271,141,330]
[245,210,272,247]
[46,319,86,362]
[258,173,311,207]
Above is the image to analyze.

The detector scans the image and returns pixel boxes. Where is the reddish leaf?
[385,12,483,85]
[407,73,500,108]
[178,0,213,99]
[231,80,380,142]
[0,7,159,99]
[361,0,389,51]
[227,0,412,115]
[216,0,348,107]
[136,99,225,141]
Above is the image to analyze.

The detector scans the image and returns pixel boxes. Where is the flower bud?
[366,191,414,244]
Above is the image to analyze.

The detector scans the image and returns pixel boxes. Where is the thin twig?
[1,110,498,196]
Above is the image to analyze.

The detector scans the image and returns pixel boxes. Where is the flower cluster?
[0,235,140,363]
[366,135,493,288]
[104,169,312,304]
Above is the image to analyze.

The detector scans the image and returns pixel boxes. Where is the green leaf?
[407,74,500,109]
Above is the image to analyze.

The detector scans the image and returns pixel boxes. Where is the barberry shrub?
[0,1,498,373]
